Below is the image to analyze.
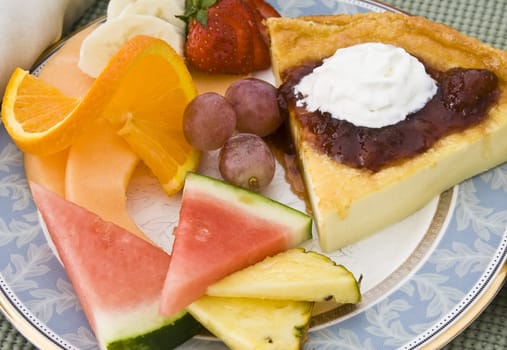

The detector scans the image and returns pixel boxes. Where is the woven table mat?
[1,0,506,349]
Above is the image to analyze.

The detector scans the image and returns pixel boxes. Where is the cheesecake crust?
[266,13,507,251]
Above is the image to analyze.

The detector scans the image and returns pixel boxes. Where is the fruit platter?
[1,0,506,349]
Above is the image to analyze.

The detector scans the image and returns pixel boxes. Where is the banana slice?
[79,14,184,78]
[118,0,186,33]
[107,0,134,18]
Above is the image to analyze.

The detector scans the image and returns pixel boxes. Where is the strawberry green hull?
[160,173,312,316]
[30,182,201,349]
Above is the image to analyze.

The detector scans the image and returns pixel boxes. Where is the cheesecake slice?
[266,13,507,252]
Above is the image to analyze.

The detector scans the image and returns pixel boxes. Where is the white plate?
[1,1,506,349]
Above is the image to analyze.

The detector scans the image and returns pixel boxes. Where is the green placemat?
[388,0,507,50]
[1,0,506,349]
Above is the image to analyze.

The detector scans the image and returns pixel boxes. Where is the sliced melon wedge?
[24,150,68,197]
[64,118,148,242]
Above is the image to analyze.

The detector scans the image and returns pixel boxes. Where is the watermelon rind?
[95,301,201,350]
[185,172,312,245]
[106,310,201,350]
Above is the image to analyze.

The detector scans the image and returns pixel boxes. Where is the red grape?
[219,133,275,192]
[183,92,237,151]
[225,78,282,137]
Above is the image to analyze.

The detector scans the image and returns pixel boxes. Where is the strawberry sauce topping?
[278,61,499,171]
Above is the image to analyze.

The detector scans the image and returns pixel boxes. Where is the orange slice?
[2,35,200,195]
[1,69,81,154]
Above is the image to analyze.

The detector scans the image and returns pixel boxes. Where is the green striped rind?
[184,173,312,245]
[106,312,201,350]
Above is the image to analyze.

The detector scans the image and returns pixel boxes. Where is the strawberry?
[243,0,280,46]
[247,0,280,19]
[180,0,279,74]
[240,1,271,70]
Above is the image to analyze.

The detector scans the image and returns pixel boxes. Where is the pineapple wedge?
[188,296,312,350]
[207,248,361,303]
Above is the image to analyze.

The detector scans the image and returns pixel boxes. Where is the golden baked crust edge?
[266,13,507,85]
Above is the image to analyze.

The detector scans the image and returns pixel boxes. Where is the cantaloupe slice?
[23,25,96,197]
[22,27,146,241]
[24,151,68,197]
[36,25,96,97]
[65,118,146,241]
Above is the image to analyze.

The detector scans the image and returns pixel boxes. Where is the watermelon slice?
[30,182,201,349]
[159,172,312,316]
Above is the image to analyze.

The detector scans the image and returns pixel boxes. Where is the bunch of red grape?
[183,78,282,192]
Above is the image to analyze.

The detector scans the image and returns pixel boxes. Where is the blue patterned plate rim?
[1,0,506,349]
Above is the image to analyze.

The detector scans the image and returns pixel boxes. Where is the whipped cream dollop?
[294,43,438,128]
